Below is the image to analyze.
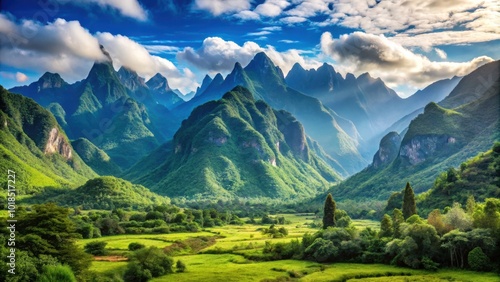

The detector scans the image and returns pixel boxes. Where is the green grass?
[85,215,497,282]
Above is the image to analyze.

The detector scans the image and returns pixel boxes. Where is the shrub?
[176,260,187,273]
[128,242,146,251]
[468,247,490,271]
[84,241,107,256]
[38,265,76,282]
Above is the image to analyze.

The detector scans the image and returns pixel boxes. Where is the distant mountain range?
[4,48,496,202]
[330,60,499,202]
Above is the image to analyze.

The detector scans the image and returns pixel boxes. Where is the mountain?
[173,53,367,175]
[285,64,462,157]
[10,49,179,169]
[125,86,341,199]
[418,142,500,215]
[71,138,122,176]
[27,176,170,210]
[0,87,96,194]
[329,60,499,202]
[145,73,184,109]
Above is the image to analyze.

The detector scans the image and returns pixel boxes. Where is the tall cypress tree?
[323,193,336,229]
[402,182,417,219]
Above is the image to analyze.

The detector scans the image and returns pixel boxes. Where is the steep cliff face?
[44,127,73,160]
[399,135,456,165]
[277,111,309,162]
[372,131,401,168]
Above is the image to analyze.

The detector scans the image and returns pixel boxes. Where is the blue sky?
[1,0,499,97]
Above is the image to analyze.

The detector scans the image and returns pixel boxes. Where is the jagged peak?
[99,44,113,63]
[146,73,170,89]
[212,73,224,83]
[222,86,254,102]
[36,72,67,89]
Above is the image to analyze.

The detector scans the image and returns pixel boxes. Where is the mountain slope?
[126,86,341,199]
[71,138,122,176]
[174,53,367,175]
[27,176,170,210]
[9,51,179,169]
[0,87,96,194]
[329,60,499,201]
[418,142,500,215]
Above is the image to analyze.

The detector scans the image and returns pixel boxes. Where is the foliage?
[176,260,187,273]
[124,247,174,281]
[402,182,417,219]
[323,193,336,229]
[379,214,393,238]
[468,247,490,271]
[129,242,146,251]
[38,265,77,282]
[84,241,108,256]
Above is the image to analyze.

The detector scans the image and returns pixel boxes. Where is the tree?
[427,209,451,236]
[468,247,490,271]
[392,208,404,238]
[466,195,476,215]
[379,214,393,238]
[124,247,174,281]
[402,182,417,219]
[176,260,186,273]
[323,193,336,229]
[444,203,472,231]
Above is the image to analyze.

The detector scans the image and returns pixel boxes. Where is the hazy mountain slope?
[329,60,499,201]
[71,138,122,176]
[126,86,341,199]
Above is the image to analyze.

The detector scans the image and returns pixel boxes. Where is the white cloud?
[279,39,299,44]
[247,31,272,37]
[177,36,321,76]
[96,32,197,92]
[0,14,105,81]
[320,31,494,88]
[15,72,28,82]
[286,0,330,18]
[71,0,148,21]
[255,0,291,17]
[390,31,500,50]
[143,45,180,55]
[234,10,261,20]
[262,26,282,31]
[0,14,197,93]
[194,0,251,16]
[281,16,307,24]
[177,37,262,72]
[434,48,447,60]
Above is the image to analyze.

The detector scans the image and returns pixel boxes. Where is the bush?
[38,265,77,282]
[84,241,107,256]
[128,242,146,251]
[468,247,490,271]
[176,260,187,273]
[124,246,174,281]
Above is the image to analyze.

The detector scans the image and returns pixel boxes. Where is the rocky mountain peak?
[146,73,171,92]
[37,72,67,90]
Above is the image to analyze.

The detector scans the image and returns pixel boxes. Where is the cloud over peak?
[321,31,494,88]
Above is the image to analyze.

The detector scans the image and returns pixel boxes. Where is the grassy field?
[82,214,500,281]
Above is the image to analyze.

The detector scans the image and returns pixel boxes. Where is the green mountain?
[329,60,499,202]
[125,86,341,200]
[71,138,122,176]
[418,142,500,215]
[27,176,170,210]
[174,53,367,175]
[9,49,179,170]
[0,86,96,194]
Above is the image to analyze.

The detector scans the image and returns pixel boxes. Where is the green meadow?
[83,214,500,281]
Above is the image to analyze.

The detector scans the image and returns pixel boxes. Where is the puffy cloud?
[96,32,197,92]
[320,31,494,88]
[286,0,331,18]
[0,14,197,93]
[280,16,307,24]
[0,14,105,81]
[234,10,260,20]
[194,0,251,16]
[0,71,29,83]
[71,0,148,21]
[177,37,262,72]
[16,72,28,82]
[247,31,272,37]
[177,36,321,76]
[255,0,291,17]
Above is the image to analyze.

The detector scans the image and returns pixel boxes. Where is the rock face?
[372,131,401,168]
[37,72,68,90]
[399,135,455,165]
[44,127,73,160]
